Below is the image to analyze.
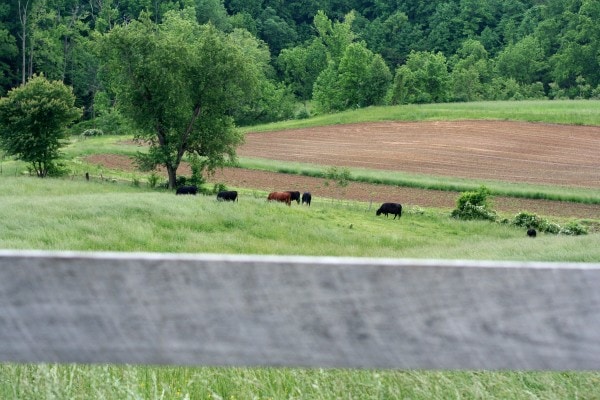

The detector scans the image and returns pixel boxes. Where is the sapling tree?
[0,74,81,177]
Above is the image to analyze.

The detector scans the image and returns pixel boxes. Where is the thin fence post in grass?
[1,250,600,370]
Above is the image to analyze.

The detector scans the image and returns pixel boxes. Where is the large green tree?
[277,38,327,108]
[0,73,81,177]
[99,9,259,189]
[389,50,451,104]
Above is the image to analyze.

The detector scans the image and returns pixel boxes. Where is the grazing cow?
[286,191,301,204]
[217,190,238,202]
[176,185,198,195]
[302,192,312,206]
[376,202,402,219]
[527,228,537,238]
[268,191,291,206]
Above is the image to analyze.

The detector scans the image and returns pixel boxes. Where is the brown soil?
[84,121,600,220]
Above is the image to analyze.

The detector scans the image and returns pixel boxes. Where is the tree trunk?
[18,0,29,85]
[166,164,177,190]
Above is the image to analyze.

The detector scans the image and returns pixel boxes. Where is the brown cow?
[268,191,291,206]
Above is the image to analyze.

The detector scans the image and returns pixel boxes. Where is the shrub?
[511,211,586,235]
[295,109,310,120]
[451,186,496,221]
[212,183,227,194]
[512,211,545,229]
[451,201,497,221]
[188,155,206,188]
[81,128,104,137]
[559,221,588,236]
[456,185,491,209]
[147,172,160,188]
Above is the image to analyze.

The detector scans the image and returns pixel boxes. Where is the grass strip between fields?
[236,157,600,205]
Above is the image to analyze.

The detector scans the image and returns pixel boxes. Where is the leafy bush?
[511,211,586,235]
[451,202,497,221]
[512,211,545,229]
[456,185,491,209]
[451,186,496,221]
[212,183,228,194]
[147,172,160,188]
[559,221,588,236]
[81,128,104,137]
[295,109,310,119]
[188,155,206,188]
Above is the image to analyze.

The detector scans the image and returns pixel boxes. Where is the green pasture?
[2,100,600,399]
[241,99,600,133]
[0,176,599,399]
[0,177,597,260]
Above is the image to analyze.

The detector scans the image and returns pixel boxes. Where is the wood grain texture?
[1,250,600,370]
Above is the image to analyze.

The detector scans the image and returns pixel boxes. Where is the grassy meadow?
[1,176,600,399]
[1,100,600,399]
[241,100,600,133]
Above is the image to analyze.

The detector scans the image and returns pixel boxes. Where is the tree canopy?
[0,74,81,177]
[99,10,260,188]
[0,0,599,129]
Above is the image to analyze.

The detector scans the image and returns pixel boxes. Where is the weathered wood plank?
[1,250,600,370]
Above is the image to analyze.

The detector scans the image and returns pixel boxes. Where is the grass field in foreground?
[0,177,597,260]
[1,177,600,399]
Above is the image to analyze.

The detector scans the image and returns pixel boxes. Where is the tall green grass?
[1,177,600,399]
[2,364,600,400]
[242,100,600,133]
[0,177,597,260]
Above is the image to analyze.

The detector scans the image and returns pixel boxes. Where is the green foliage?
[389,51,451,104]
[81,128,104,137]
[512,211,556,233]
[325,166,351,188]
[212,182,228,194]
[277,39,328,103]
[560,221,588,236]
[451,186,497,221]
[455,185,491,209]
[512,211,588,236]
[495,36,548,85]
[99,11,258,188]
[0,74,82,177]
[188,153,206,188]
[147,172,160,188]
[313,41,392,112]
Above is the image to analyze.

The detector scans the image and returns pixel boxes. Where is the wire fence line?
[1,250,599,370]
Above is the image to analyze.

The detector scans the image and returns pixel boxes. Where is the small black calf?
[527,228,537,237]
[302,192,312,206]
[286,191,301,204]
[176,185,198,195]
[217,190,238,202]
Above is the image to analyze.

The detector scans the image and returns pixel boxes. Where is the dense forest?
[1,0,599,127]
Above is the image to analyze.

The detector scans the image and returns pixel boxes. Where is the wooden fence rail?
[1,250,600,370]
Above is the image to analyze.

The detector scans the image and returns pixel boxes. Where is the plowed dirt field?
[85,121,600,219]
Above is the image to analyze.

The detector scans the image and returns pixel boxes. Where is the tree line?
[1,0,599,121]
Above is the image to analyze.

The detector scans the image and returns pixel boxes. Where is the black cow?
[376,202,402,219]
[302,192,312,206]
[217,190,238,202]
[286,191,301,204]
[527,228,537,237]
[176,185,198,195]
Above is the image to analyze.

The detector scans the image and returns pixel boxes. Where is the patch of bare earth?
[84,121,600,219]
